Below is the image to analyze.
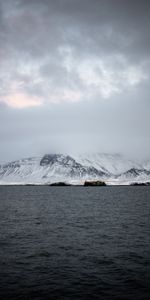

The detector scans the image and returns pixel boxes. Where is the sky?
[0,0,150,163]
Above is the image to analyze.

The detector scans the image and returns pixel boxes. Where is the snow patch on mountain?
[73,153,143,175]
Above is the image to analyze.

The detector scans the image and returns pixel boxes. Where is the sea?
[0,186,150,300]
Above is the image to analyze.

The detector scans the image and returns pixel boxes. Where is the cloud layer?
[0,0,150,161]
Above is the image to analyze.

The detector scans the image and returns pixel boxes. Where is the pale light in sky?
[0,0,150,162]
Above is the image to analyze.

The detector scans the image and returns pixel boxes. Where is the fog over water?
[0,0,150,162]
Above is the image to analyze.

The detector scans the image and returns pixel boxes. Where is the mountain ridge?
[0,153,150,185]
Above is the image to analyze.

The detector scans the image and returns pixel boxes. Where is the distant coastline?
[0,181,150,186]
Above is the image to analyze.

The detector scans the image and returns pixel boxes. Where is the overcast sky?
[0,0,150,163]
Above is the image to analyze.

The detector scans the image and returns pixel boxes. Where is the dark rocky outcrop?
[84,180,106,186]
[50,182,72,186]
[130,182,150,186]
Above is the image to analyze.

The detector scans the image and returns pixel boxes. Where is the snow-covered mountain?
[72,153,144,175]
[0,153,150,185]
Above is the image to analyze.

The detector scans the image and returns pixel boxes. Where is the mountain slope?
[0,154,108,184]
[0,153,150,185]
[73,153,143,175]
[116,168,150,184]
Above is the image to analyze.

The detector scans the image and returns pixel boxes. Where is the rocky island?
[84,180,106,186]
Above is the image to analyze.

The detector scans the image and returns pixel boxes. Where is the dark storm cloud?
[0,0,150,162]
[16,0,150,61]
[0,0,150,101]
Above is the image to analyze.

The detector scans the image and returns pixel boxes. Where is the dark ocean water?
[0,186,150,300]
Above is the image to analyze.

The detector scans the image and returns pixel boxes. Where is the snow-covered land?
[0,153,150,185]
